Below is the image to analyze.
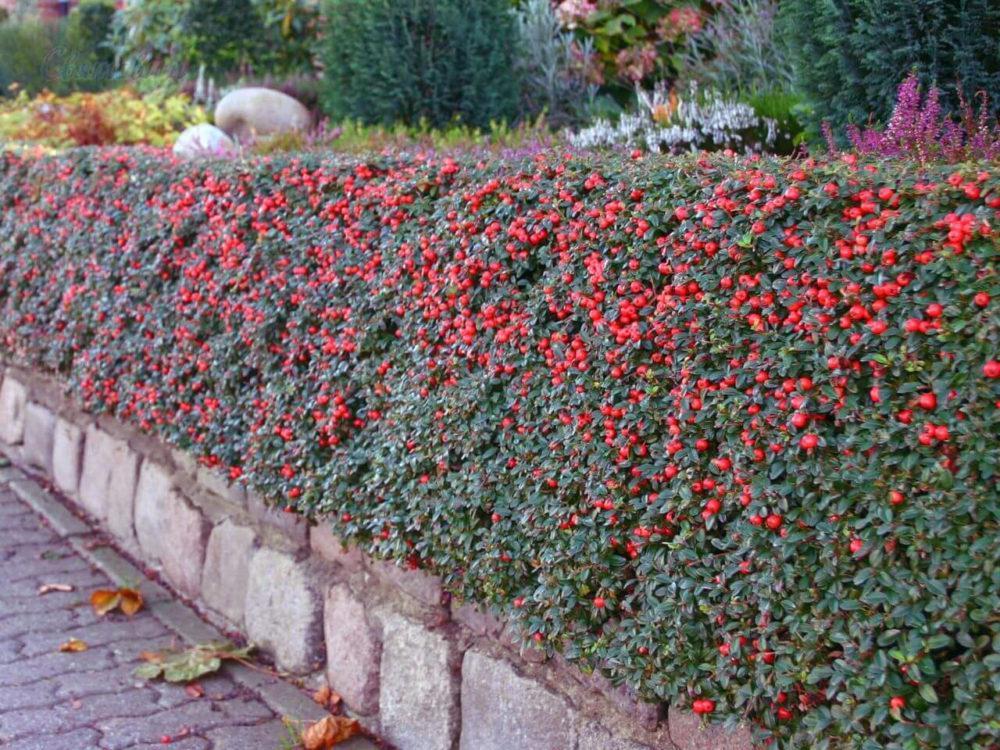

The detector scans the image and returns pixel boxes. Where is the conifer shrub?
[319,0,521,129]
[780,0,1000,138]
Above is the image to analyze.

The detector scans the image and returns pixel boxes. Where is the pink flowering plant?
[839,73,1000,163]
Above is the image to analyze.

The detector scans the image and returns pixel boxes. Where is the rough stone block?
[370,558,444,609]
[247,490,309,549]
[380,615,460,750]
[577,724,656,750]
[196,464,247,508]
[52,418,84,498]
[0,376,27,445]
[134,461,210,598]
[451,601,503,638]
[667,706,753,750]
[590,671,664,730]
[78,426,139,528]
[324,584,381,716]
[201,520,257,625]
[311,523,364,573]
[22,403,55,474]
[459,650,576,750]
[245,548,324,674]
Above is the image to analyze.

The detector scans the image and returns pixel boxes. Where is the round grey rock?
[214,87,311,143]
[172,123,236,159]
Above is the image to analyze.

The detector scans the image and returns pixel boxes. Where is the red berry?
[889,490,905,506]
[917,392,937,410]
[890,695,905,711]
[974,292,990,307]
[926,303,943,318]
[850,537,864,554]
[765,514,782,530]
[692,698,716,715]
[799,433,819,450]
[593,596,606,609]
[984,360,1000,379]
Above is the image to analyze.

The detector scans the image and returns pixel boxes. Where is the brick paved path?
[0,475,307,750]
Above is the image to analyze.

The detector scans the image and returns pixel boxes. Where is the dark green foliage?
[181,0,265,76]
[320,0,522,129]
[780,0,1000,137]
[60,0,118,91]
[1,148,998,748]
[0,20,61,96]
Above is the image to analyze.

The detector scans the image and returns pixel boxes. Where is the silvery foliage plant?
[569,82,780,154]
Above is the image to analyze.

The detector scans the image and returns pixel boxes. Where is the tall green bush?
[320,0,521,129]
[780,0,1000,137]
[180,0,266,76]
[0,21,58,96]
[60,0,117,91]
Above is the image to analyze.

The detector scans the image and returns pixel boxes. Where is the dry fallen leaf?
[185,683,205,699]
[90,587,143,617]
[38,583,74,595]
[118,588,144,616]
[59,638,88,653]
[313,684,332,706]
[301,716,361,749]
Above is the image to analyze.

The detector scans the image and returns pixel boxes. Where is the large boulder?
[214,87,311,143]
[172,123,236,160]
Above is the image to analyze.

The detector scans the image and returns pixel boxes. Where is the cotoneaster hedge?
[1,148,998,749]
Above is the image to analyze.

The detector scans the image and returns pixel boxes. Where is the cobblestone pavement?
[0,476,306,750]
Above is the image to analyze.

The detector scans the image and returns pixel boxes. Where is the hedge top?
[0,147,998,749]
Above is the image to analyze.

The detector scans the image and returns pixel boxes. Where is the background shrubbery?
[0,148,997,749]
[319,0,522,130]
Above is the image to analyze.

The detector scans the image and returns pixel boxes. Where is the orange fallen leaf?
[118,588,144,616]
[185,682,205,699]
[90,587,143,617]
[301,716,361,749]
[139,651,164,663]
[59,638,88,652]
[312,684,332,706]
[38,583,74,595]
[90,589,121,615]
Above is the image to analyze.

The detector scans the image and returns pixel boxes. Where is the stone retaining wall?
[0,364,752,750]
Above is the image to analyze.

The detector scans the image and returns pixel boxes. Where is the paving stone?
[667,706,753,750]
[244,547,324,674]
[324,583,381,715]
[78,426,139,533]
[204,720,293,749]
[129,738,210,750]
[0,375,27,445]
[0,480,301,750]
[380,614,459,750]
[0,728,101,750]
[134,461,210,598]
[51,418,84,498]
[459,650,576,750]
[22,403,55,474]
[201,519,257,625]
[97,698,273,749]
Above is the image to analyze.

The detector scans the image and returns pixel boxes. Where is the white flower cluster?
[569,84,780,154]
